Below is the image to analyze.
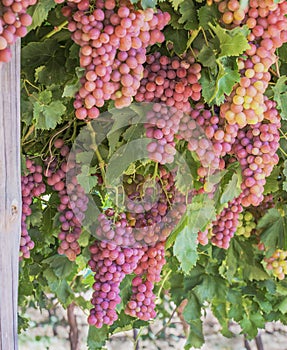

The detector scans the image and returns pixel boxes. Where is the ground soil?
[19,306,287,350]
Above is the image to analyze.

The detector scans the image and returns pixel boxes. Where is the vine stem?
[22,124,35,143]
[154,305,178,337]
[41,20,69,41]
[67,303,80,350]
[156,269,171,300]
[87,121,106,184]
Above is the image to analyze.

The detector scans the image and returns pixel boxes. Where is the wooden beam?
[0,41,21,350]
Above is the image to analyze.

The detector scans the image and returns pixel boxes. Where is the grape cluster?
[219,0,287,127]
[232,99,280,207]
[88,212,145,328]
[210,195,243,249]
[44,139,89,261]
[62,0,170,119]
[217,0,248,27]
[145,103,182,164]
[265,249,287,280]
[0,0,36,62]
[236,210,256,238]
[135,52,202,113]
[125,241,165,320]
[21,159,46,259]
[124,168,186,245]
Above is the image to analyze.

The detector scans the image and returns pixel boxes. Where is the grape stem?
[41,20,69,41]
[87,122,106,184]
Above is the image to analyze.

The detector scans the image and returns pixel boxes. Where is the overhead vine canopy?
[2,0,287,348]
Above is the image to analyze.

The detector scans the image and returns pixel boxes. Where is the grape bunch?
[231,99,280,207]
[62,0,170,119]
[88,210,146,328]
[236,210,256,238]
[265,249,287,280]
[21,159,46,259]
[0,0,36,62]
[219,0,287,127]
[144,103,182,164]
[210,195,243,249]
[125,241,166,321]
[124,168,186,245]
[44,139,89,261]
[216,0,247,27]
[135,52,202,113]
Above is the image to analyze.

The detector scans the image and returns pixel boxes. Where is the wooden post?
[0,42,21,350]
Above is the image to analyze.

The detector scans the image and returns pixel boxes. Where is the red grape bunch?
[0,0,36,62]
[209,194,243,249]
[88,210,146,328]
[62,0,170,119]
[44,139,89,261]
[219,0,287,127]
[20,158,46,259]
[135,52,202,113]
[231,99,280,207]
[125,241,166,321]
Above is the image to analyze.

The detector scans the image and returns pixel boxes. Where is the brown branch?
[255,334,264,350]
[67,303,80,350]
[244,335,252,350]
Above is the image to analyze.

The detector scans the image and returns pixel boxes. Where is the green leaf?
[194,275,226,302]
[272,76,287,120]
[198,3,220,29]
[164,27,189,55]
[141,0,157,9]
[77,165,98,193]
[183,293,202,322]
[87,325,108,350]
[257,208,287,252]
[43,255,76,279]
[198,45,216,68]
[200,57,240,105]
[160,2,183,29]
[264,165,280,194]
[22,39,67,85]
[34,100,66,130]
[219,166,242,206]
[184,319,204,350]
[105,139,150,187]
[209,23,250,58]
[174,226,198,274]
[62,79,81,98]
[278,298,287,314]
[169,0,185,10]
[178,0,198,30]
[27,0,56,31]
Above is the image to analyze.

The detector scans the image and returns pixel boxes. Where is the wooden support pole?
[0,42,21,350]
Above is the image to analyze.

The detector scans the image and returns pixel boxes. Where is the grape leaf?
[164,27,188,54]
[257,208,287,252]
[62,79,81,98]
[169,0,185,10]
[183,293,202,321]
[27,0,57,32]
[219,166,242,206]
[173,226,198,274]
[209,23,250,58]
[141,0,157,9]
[198,45,216,68]
[34,100,66,130]
[264,165,280,194]
[178,0,198,30]
[272,76,287,120]
[200,57,240,105]
[22,39,67,85]
[184,320,204,350]
[87,325,109,350]
[197,3,220,29]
